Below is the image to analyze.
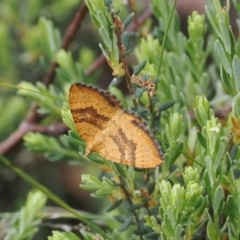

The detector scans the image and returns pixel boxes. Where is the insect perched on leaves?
[69,83,163,168]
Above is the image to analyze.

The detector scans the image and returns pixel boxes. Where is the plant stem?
[148,90,155,132]
[119,175,143,240]
[110,10,138,109]
[157,0,178,77]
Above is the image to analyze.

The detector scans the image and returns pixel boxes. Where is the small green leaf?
[127,204,142,212]
[114,8,121,15]
[224,153,231,173]
[111,38,120,61]
[124,47,134,55]
[122,31,130,50]
[105,199,122,212]
[162,215,174,237]
[230,145,238,160]
[97,10,109,30]
[204,170,213,199]
[108,76,123,87]
[67,130,85,146]
[158,100,175,112]
[232,55,240,92]
[197,131,207,149]
[123,12,134,28]
[173,224,184,240]
[207,221,217,240]
[227,195,238,220]
[93,188,112,197]
[144,232,160,239]
[146,180,155,194]
[48,231,80,240]
[205,156,214,187]
[99,26,112,49]
[134,87,146,98]
[99,43,110,59]
[168,141,184,165]
[213,185,224,213]
[232,92,240,116]
[215,40,232,76]
[204,6,220,37]
[118,217,134,232]
[219,20,231,54]
[105,0,112,9]
[213,140,227,170]
[38,17,61,60]
[88,154,105,164]
[195,196,208,217]
[111,162,126,178]
[228,222,238,239]
[126,166,135,184]
[220,64,235,96]
[133,59,147,75]
[89,12,101,28]
[166,205,176,228]
[80,174,102,191]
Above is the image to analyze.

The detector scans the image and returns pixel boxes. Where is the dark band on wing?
[131,119,163,158]
[109,128,137,165]
[71,106,110,130]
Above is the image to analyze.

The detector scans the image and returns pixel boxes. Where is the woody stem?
[111,11,138,109]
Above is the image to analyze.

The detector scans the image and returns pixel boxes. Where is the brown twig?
[111,12,134,94]
[110,10,138,108]
[0,2,88,155]
[85,6,152,75]
[61,3,88,50]
[85,55,106,76]
[31,122,68,135]
[0,122,68,154]
[148,91,155,131]
[0,122,30,155]
[43,61,59,87]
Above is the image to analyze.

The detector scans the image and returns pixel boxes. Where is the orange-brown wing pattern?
[69,83,122,151]
[89,111,163,168]
[69,83,163,168]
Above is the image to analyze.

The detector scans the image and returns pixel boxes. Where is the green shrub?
[1,0,240,239]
